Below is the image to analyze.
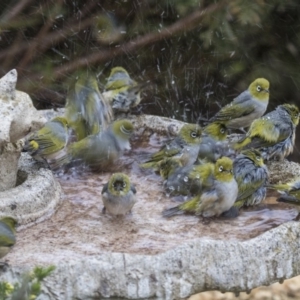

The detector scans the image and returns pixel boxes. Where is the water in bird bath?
[7,132,298,266]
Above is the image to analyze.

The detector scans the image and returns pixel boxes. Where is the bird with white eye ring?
[101,173,137,216]
[162,157,238,218]
[198,122,235,164]
[140,123,202,169]
[233,104,300,161]
[210,78,270,131]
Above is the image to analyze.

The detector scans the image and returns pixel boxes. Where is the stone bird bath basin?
[0,70,299,299]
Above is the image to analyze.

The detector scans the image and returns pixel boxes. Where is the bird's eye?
[123,182,127,188]
[220,128,225,134]
[256,85,262,92]
[219,166,223,172]
[256,156,261,161]
[191,132,197,138]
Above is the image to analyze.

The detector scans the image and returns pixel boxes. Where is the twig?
[17,0,65,71]
[0,0,99,63]
[0,0,35,22]
[19,0,227,89]
[54,0,227,74]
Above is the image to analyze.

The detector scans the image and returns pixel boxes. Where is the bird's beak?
[264,89,269,93]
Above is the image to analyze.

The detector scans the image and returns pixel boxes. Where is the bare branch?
[0,0,35,22]
[18,0,227,92]
[17,0,65,71]
[0,0,99,63]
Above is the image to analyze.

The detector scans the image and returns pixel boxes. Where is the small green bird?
[0,217,17,259]
[23,117,70,163]
[52,119,134,170]
[157,157,183,180]
[203,122,228,141]
[269,179,300,220]
[102,173,137,216]
[162,160,215,197]
[141,123,202,169]
[162,157,238,218]
[198,122,232,163]
[269,179,300,202]
[93,13,125,45]
[103,67,145,113]
[233,149,269,209]
[65,74,113,141]
[234,104,300,161]
[210,78,270,130]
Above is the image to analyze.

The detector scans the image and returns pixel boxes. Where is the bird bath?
[0,70,62,226]
[0,70,300,299]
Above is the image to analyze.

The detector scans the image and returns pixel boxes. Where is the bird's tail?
[276,195,300,205]
[266,183,287,192]
[139,161,159,170]
[222,206,239,218]
[162,205,184,218]
[48,152,72,171]
[233,200,244,210]
[232,136,251,150]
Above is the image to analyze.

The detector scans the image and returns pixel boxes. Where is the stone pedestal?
[0,69,46,191]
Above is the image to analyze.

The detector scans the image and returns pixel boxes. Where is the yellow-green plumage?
[102,173,137,216]
[52,120,134,171]
[0,217,17,259]
[210,78,270,130]
[198,122,232,163]
[269,178,300,201]
[269,178,300,219]
[103,67,145,113]
[65,74,113,141]
[157,157,183,180]
[233,149,269,209]
[234,104,299,161]
[93,13,124,45]
[203,122,228,141]
[161,158,215,196]
[141,123,202,169]
[162,157,238,218]
[23,117,70,162]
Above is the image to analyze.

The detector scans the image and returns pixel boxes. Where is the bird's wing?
[211,103,255,122]
[236,179,265,202]
[30,122,67,155]
[245,121,291,149]
[195,189,219,215]
[105,75,135,90]
[148,138,183,162]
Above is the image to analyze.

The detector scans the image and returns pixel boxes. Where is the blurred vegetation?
[0,265,55,300]
[0,0,300,123]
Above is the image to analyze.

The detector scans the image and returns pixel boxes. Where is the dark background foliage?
[1,0,300,156]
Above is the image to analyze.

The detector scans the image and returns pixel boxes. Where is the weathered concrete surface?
[0,153,62,227]
[0,221,299,299]
[0,141,22,191]
[0,69,45,146]
[0,69,46,191]
[0,111,300,299]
